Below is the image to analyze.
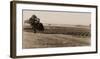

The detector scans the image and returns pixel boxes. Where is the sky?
[23,10,91,25]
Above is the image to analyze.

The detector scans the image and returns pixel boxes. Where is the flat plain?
[22,24,91,49]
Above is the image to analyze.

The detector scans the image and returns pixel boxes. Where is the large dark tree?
[27,15,44,33]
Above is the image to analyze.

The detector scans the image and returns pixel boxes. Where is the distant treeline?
[24,25,91,37]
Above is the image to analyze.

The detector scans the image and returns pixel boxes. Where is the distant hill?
[23,20,90,29]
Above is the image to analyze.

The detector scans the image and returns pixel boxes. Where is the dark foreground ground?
[22,25,91,49]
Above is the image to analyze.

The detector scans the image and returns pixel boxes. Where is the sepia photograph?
[10,1,97,57]
[22,10,91,49]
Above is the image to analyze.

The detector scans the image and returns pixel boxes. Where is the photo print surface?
[22,10,91,49]
[10,1,97,57]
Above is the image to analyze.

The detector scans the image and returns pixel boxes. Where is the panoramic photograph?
[22,10,91,49]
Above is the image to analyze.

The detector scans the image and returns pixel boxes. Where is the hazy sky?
[23,10,91,25]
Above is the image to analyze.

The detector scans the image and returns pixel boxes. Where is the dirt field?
[22,25,91,49]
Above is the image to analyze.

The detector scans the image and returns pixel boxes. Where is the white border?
[16,3,96,56]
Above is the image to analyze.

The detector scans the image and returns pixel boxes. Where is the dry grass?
[22,27,90,49]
